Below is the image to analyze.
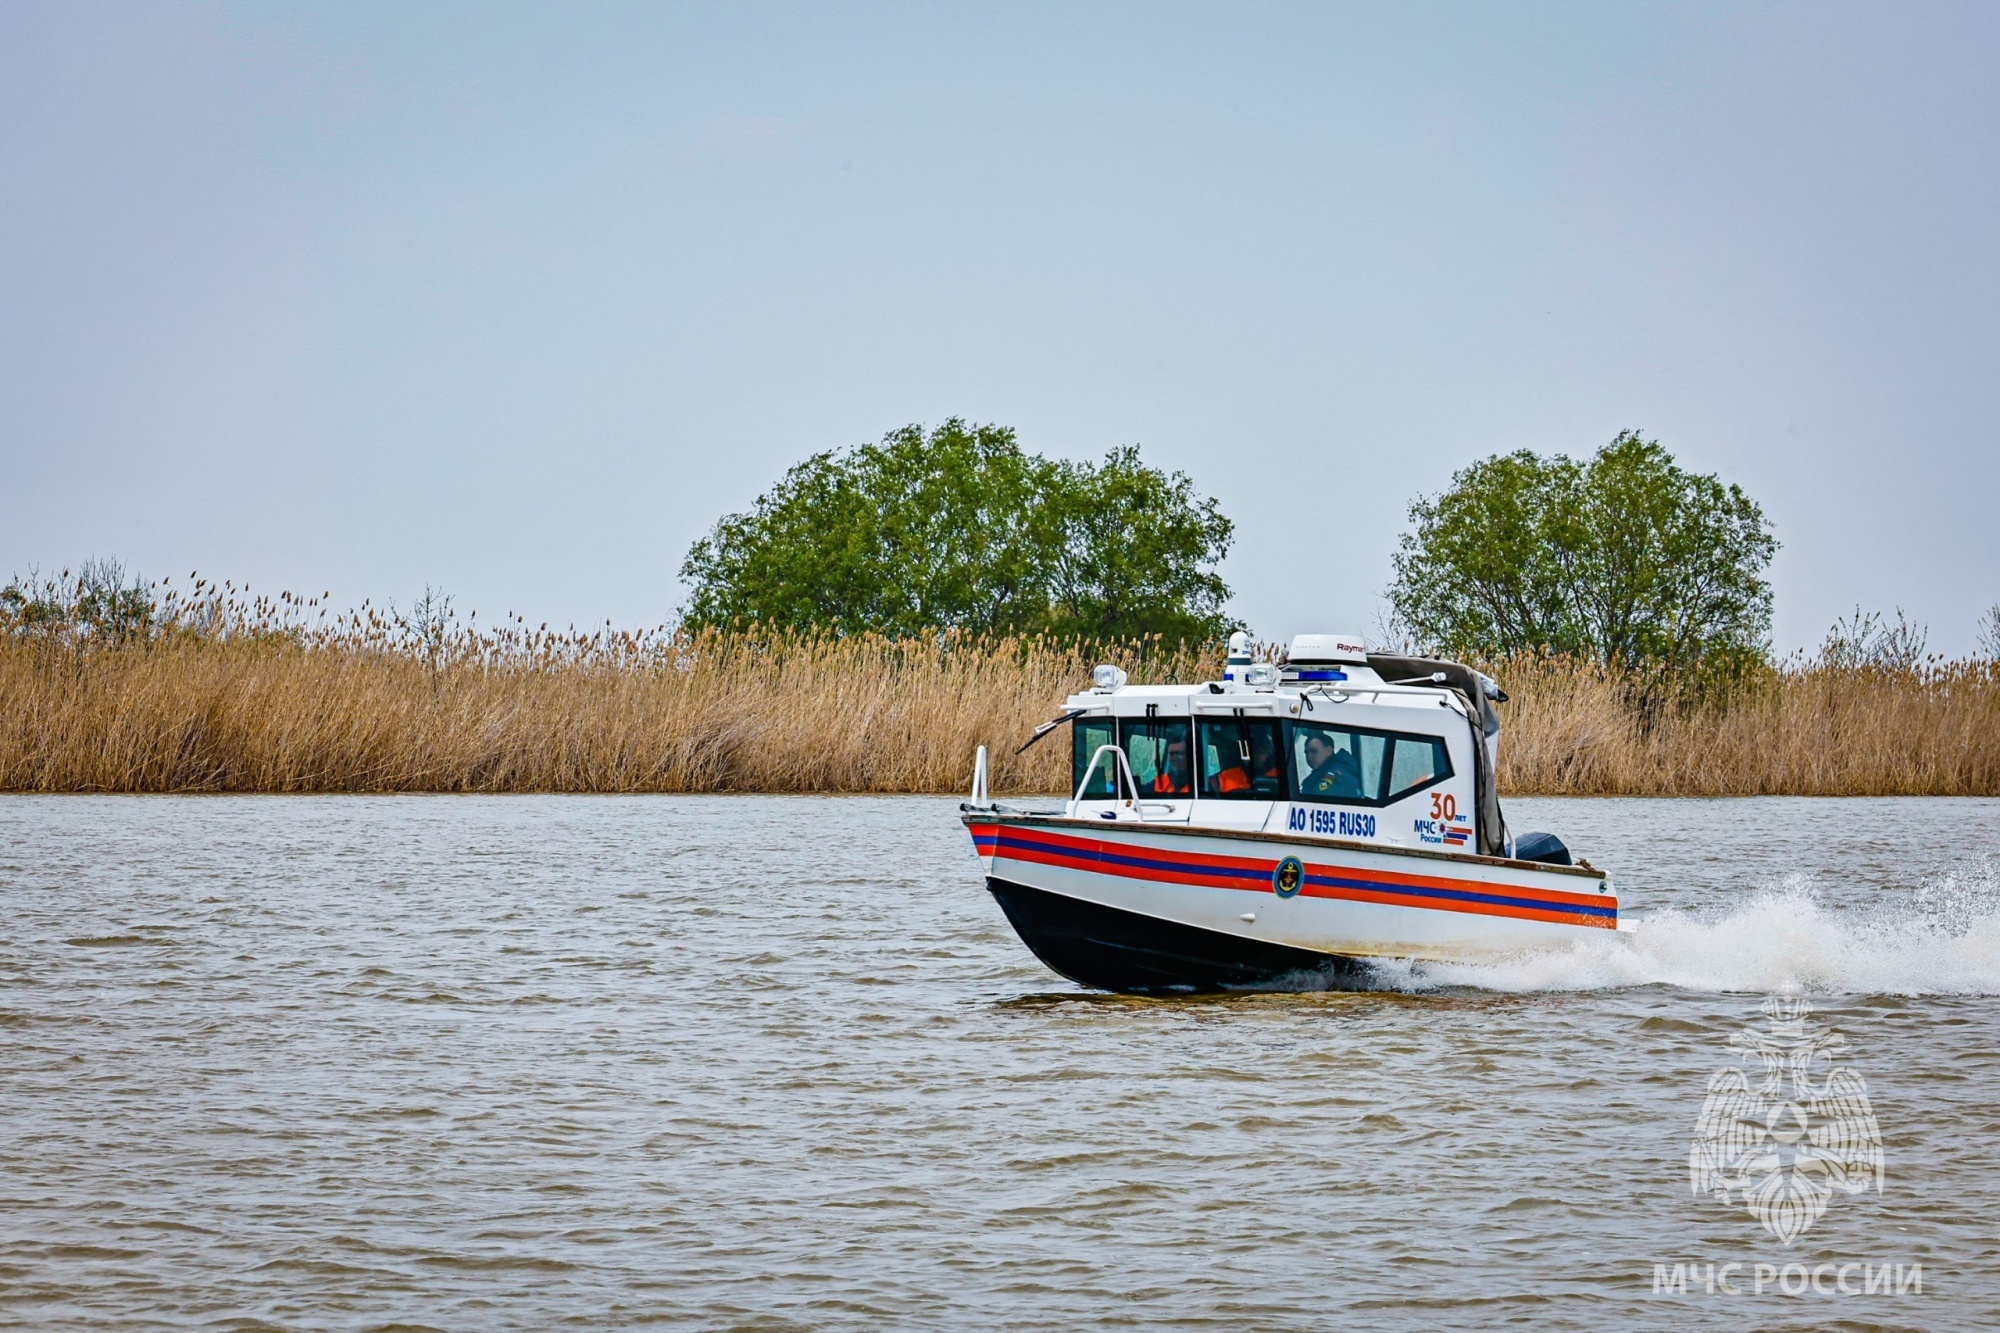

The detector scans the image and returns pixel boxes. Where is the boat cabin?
[1056,633,1509,858]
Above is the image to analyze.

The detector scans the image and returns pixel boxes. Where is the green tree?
[1,558,153,644]
[1038,445,1235,640]
[679,420,1236,640]
[1388,432,1776,673]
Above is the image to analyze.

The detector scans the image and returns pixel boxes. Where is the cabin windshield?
[1072,718,1116,797]
[1068,702,1457,810]
[1069,717,1195,798]
[1123,718,1192,797]
[1197,718,1283,799]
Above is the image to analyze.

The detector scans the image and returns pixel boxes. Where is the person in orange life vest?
[1214,732,1278,794]
[1149,736,1192,795]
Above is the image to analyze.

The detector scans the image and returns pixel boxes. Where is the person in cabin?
[1300,730,1362,799]
[1255,730,1282,788]
[1212,728,1280,794]
[1150,735,1193,795]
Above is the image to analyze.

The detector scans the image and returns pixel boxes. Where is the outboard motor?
[1512,831,1572,867]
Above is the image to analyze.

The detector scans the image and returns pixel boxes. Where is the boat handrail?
[1072,743,1162,819]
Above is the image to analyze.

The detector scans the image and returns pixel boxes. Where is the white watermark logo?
[1652,1261,1920,1297]
[1688,995,1885,1244]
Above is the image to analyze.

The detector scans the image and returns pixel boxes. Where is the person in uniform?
[1149,734,1192,795]
[1299,731,1362,799]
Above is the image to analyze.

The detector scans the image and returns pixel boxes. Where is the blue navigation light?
[1294,670,1348,681]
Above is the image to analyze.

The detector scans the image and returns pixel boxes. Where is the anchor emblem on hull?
[1272,856,1303,899]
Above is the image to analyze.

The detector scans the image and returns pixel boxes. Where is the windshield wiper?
[1014,708,1090,755]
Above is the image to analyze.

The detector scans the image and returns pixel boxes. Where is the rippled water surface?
[4,795,1999,1330]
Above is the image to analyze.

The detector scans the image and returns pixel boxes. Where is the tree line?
[678,419,1819,676]
[1386,431,1778,678]
[679,420,1235,641]
[26,424,1976,679]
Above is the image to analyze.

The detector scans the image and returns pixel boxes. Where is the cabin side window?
[1385,733,1453,804]
[1290,723,1387,802]
[1120,718,1193,797]
[1072,718,1116,798]
[1287,722,1455,806]
[1197,719,1283,800]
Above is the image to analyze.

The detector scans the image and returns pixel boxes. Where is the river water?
[3,794,1998,1330]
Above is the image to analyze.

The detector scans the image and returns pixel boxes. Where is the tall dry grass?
[1495,654,2000,796]
[2,574,1996,795]
[0,576,1212,793]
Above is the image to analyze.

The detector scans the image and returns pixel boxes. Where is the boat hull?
[988,877,1369,992]
[968,815,1616,993]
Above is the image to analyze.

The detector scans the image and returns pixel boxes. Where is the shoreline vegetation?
[3,573,1997,797]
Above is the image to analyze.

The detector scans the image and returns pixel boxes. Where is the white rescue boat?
[962,633,1619,992]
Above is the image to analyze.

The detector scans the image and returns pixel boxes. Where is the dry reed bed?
[0,629,1210,794]
[1497,656,2000,796]
[2,627,1997,796]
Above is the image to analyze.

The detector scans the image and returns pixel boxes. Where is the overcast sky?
[4,1,1996,653]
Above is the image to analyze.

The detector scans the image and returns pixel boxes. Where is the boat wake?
[1372,863,2000,996]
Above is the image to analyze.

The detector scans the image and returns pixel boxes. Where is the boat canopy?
[1365,653,1509,858]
